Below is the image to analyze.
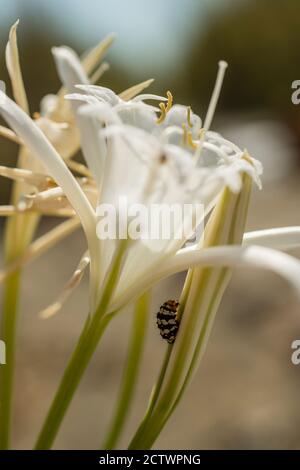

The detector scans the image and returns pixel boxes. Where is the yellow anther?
[198,128,206,139]
[33,112,41,120]
[182,124,198,150]
[156,103,167,124]
[182,123,188,145]
[187,106,193,128]
[187,132,198,150]
[156,90,173,124]
[165,90,173,113]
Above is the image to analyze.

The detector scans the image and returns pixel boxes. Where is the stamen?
[156,90,173,124]
[156,102,167,124]
[165,90,173,112]
[203,60,228,132]
[198,128,205,139]
[187,132,198,150]
[194,60,228,164]
[182,123,188,145]
[182,124,198,149]
[0,165,55,190]
[187,106,193,128]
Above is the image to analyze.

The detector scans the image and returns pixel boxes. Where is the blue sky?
[0,0,230,78]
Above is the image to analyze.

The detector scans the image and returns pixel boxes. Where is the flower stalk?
[102,291,150,450]
[35,239,128,449]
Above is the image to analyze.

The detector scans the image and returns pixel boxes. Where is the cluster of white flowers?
[1,20,300,451]
[0,25,300,317]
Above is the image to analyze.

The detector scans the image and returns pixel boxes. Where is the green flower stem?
[35,240,128,450]
[102,291,150,450]
[127,345,172,450]
[127,274,193,450]
[129,174,252,449]
[130,269,231,449]
[0,269,21,450]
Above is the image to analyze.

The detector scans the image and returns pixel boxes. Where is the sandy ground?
[1,172,300,450]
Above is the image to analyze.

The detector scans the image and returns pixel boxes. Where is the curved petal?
[110,245,300,311]
[244,227,300,251]
[81,34,115,75]
[0,91,96,239]
[52,46,89,94]
[5,20,29,113]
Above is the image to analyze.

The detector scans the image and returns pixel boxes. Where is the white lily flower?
[1,35,299,319]
[3,86,296,321]
[2,26,299,449]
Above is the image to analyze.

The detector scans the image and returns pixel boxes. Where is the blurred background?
[1,0,300,449]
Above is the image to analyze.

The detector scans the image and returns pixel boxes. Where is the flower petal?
[110,245,300,311]
[244,227,300,250]
[0,91,96,239]
[119,79,154,101]
[52,46,89,94]
[81,34,115,75]
[5,20,29,113]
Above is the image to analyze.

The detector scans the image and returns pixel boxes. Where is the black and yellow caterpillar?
[156,299,180,344]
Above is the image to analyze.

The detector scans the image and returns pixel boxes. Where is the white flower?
[1,46,300,319]
[1,87,300,316]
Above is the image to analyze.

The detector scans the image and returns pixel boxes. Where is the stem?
[128,175,252,449]
[131,269,231,450]
[34,240,127,449]
[128,267,193,450]
[35,312,112,449]
[0,269,21,449]
[127,345,172,450]
[102,291,150,450]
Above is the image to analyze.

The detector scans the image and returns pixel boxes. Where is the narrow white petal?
[203,60,228,131]
[244,227,300,250]
[119,79,154,101]
[90,62,110,84]
[110,245,300,311]
[0,91,96,239]
[75,104,108,186]
[5,20,29,113]
[81,34,115,75]
[52,46,89,94]
[132,94,167,102]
